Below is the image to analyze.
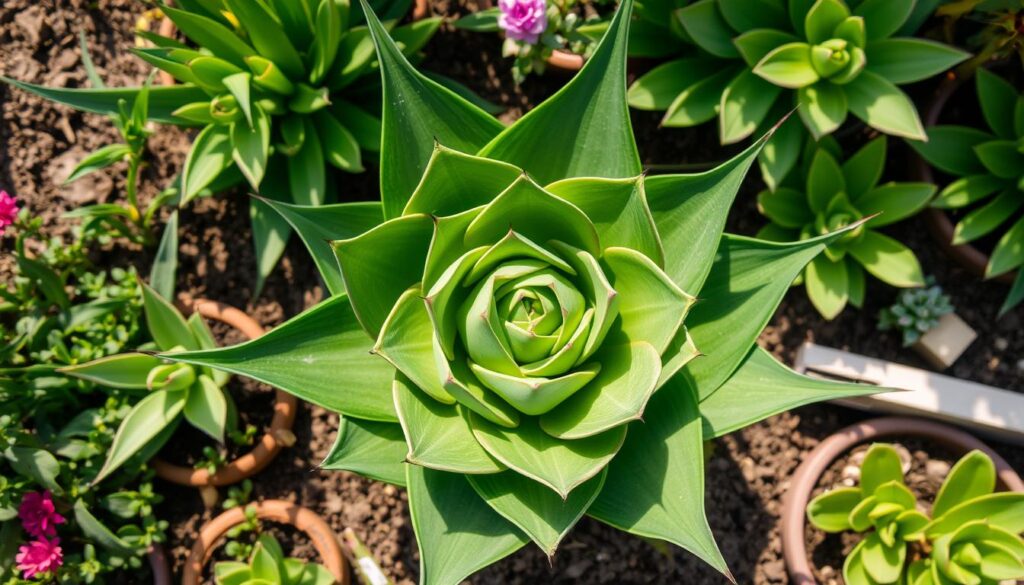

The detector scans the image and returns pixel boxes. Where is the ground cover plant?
[627,0,970,189]
[2,0,442,293]
[755,136,933,319]
[910,68,1024,316]
[153,1,882,583]
[808,445,1024,585]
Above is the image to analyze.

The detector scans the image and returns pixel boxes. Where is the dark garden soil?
[1,1,1023,584]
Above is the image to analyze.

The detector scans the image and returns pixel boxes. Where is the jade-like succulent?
[214,534,334,585]
[878,280,954,347]
[910,68,1024,317]
[756,136,931,319]
[2,0,440,292]
[159,2,877,583]
[809,447,1024,585]
[628,0,969,188]
[58,283,233,484]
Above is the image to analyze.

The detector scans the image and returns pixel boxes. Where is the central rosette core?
[434,231,619,416]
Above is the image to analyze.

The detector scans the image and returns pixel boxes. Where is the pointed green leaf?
[720,70,783,144]
[470,414,625,499]
[927,493,1024,537]
[806,0,850,44]
[163,6,256,68]
[933,450,996,519]
[806,254,849,319]
[150,211,179,302]
[977,69,1019,140]
[719,0,787,33]
[909,125,991,176]
[59,353,162,389]
[403,143,521,217]
[477,0,641,184]
[856,183,935,227]
[141,280,197,352]
[321,416,407,486]
[259,199,383,296]
[250,195,292,300]
[646,132,772,293]
[685,228,863,400]
[394,373,505,474]
[754,42,819,89]
[182,125,235,204]
[183,375,227,443]
[627,58,721,110]
[603,247,692,351]
[468,469,606,556]
[64,144,132,184]
[866,39,969,85]
[96,388,186,483]
[662,67,742,128]
[676,0,741,59]
[406,465,528,585]
[700,346,879,437]
[540,342,660,440]
[854,0,914,40]
[843,136,887,200]
[975,140,1024,179]
[989,215,1024,278]
[362,0,504,218]
[376,288,456,404]
[160,294,398,422]
[589,376,729,577]
[798,82,848,139]
[0,77,207,124]
[231,105,270,188]
[759,187,813,228]
[73,500,137,555]
[807,147,845,213]
[952,189,1022,245]
[5,447,62,495]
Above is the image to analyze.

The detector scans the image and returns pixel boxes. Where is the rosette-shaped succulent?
[163,2,877,582]
[2,0,441,292]
[910,69,1024,317]
[756,136,931,319]
[628,0,969,189]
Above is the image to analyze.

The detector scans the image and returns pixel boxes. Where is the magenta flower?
[16,538,63,579]
[0,190,17,233]
[498,0,547,44]
[18,491,65,538]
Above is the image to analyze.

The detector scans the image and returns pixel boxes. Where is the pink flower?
[0,190,17,233]
[16,538,63,579]
[18,491,65,538]
[498,0,547,44]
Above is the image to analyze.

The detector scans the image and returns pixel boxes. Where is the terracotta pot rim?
[182,500,350,585]
[912,73,1017,285]
[546,49,585,72]
[780,416,1024,585]
[151,298,298,488]
[147,544,172,585]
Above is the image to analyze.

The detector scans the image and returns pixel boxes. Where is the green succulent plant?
[877,280,954,347]
[214,533,334,585]
[756,136,932,319]
[910,68,1024,317]
[628,0,969,189]
[808,446,1024,585]
[58,283,235,484]
[1,0,441,294]
[154,1,878,583]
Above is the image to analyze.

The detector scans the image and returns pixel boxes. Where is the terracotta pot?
[148,544,173,585]
[182,500,350,585]
[781,417,1024,585]
[150,299,298,488]
[912,74,1016,285]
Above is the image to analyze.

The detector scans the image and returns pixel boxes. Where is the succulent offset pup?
[163,1,878,582]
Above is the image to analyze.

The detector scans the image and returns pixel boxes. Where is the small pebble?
[926,460,951,482]
[994,337,1009,351]
[1017,358,1024,372]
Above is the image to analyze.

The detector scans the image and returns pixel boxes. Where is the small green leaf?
[163,6,256,68]
[805,0,850,45]
[288,119,326,206]
[5,447,62,494]
[846,71,926,140]
[977,69,1019,140]
[805,254,849,320]
[847,229,925,287]
[150,211,179,301]
[734,29,799,67]
[759,187,813,228]
[807,487,862,532]
[932,174,1004,209]
[65,144,132,184]
[59,353,162,389]
[806,147,845,215]
[223,0,304,77]
[183,375,227,443]
[865,39,969,84]
[315,110,364,173]
[798,82,848,139]
[452,7,501,31]
[856,183,935,227]
[74,500,137,555]
[182,125,235,204]
[853,0,914,40]
[927,492,1024,536]
[676,0,740,59]
[951,189,1022,245]
[860,444,904,495]
[974,140,1024,179]
[231,105,270,188]
[95,388,186,483]
[933,450,996,518]
[843,136,887,200]
[141,280,197,352]
[628,58,721,110]
[988,215,1024,278]
[720,70,782,144]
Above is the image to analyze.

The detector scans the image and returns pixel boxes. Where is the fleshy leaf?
[393,373,505,474]
[59,353,163,389]
[468,470,606,556]
[588,376,729,577]
[477,0,641,184]
[160,294,398,422]
[182,375,227,443]
[141,280,197,352]
[404,143,522,216]
[846,71,926,141]
[603,247,693,352]
[321,416,407,486]
[807,487,862,533]
[95,389,186,483]
[470,414,625,498]
[700,346,879,438]
[376,288,456,404]
[932,450,996,518]
[362,0,504,218]
[259,198,383,296]
[406,465,528,585]
[685,227,865,401]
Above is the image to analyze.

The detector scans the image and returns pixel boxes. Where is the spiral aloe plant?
[1,0,440,293]
[158,1,878,582]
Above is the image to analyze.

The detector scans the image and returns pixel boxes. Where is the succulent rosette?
[163,1,877,583]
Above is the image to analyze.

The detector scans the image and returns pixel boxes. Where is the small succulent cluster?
[911,69,1024,317]
[756,136,932,319]
[213,533,334,585]
[808,444,1024,585]
[628,0,969,188]
[878,281,955,346]
[60,283,234,484]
